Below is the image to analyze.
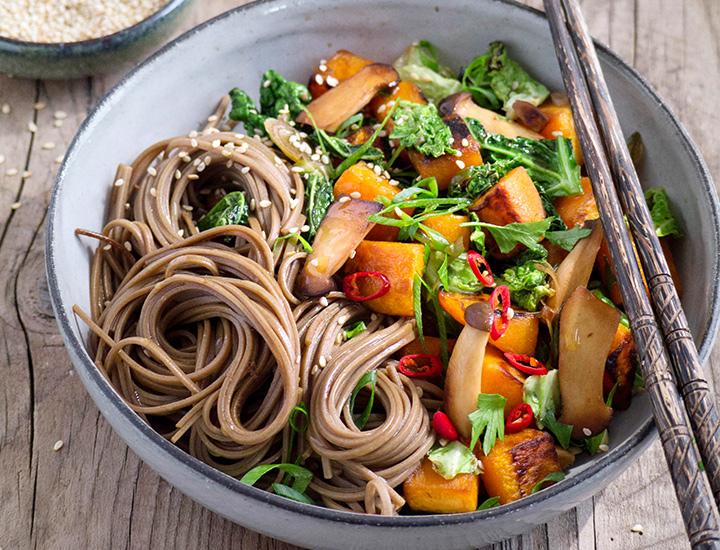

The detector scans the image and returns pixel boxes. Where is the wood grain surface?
[1,1,718,549]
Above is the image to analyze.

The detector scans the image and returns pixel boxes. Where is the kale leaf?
[461,42,550,117]
[466,118,582,199]
[447,160,520,199]
[304,172,334,239]
[498,257,554,311]
[197,191,249,232]
[390,100,456,158]
[259,70,311,120]
[228,88,267,137]
[393,42,465,103]
[644,187,683,238]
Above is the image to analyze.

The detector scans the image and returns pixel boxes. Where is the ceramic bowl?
[0,0,195,79]
[46,0,720,548]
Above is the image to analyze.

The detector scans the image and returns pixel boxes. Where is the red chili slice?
[505,403,533,434]
[467,250,494,286]
[398,354,443,379]
[504,353,549,376]
[489,285,510,340]
[343,271,391,301]
[432,411,459,441]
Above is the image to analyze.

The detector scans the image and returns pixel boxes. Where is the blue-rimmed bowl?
[0,0,195,79]
[46,0,720,548]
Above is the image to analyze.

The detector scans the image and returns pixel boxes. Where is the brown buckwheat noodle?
[75,97,439,514]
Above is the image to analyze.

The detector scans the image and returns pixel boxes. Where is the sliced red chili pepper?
[489,285,510,340]
[504,353,549,376]
[467,250,494,286]
[432,411,459,441]
[398,354,443,379]
[343,271,391,301]
[505,403,533,434]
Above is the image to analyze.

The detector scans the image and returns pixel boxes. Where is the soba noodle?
[76,97,438,514]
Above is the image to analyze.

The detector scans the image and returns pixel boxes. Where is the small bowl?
[0,0,195,79]
[46,0,720,548]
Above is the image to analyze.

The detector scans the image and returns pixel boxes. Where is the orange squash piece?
[308,50,374,99]
[438,291,540,356]
[334,161,410,241]
[553,177,599,229]
[399,336,457,358]
[404,457,479,513]
[344,241,425,316]
[603,323,637,411]
[422,214,471,249]
[368,81,427,122]
[408,115,484,191]
[481,345,527,417]
[539,102,584,165]
[479,429,562,505]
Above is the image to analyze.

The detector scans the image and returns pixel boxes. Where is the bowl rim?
[0,0,188,52]
[45,0,720,531]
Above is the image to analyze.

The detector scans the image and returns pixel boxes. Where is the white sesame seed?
[147,166,157,177]
[11,202,21,210]
[373,165,382,175]
[53,120,64,128]
[53,440,64,451]
[207,115,219,122]
[182,204,193,212]
[582,428,592,437]
[389,179,399,186]
[319,296,329,306]
[189,130,198,138]
[290,198,299,209]
[291,166,305,173]
[0,155,4,165]
[28,121,38,133]
[319,356,327,367]
[310,258,319,267]
[182,155,192,163]
[598,444,610,452]
[349,249,356,259]
[394,206,404,218]
[241,166,251,174]
[301,224,309,232]
[42,142,55,150]
[149,187,157,197]
[326,76,339,87]
[114,178,124,187]
[263,79,272,88]
[287,226,299,234]
[337,315,347,325]
[551,131,564,137]
[259,199,271,208]
[319,64,328,72]
[455,160,466,169]
[507,307,515,320]
[103,244,111,251]
[174,169,182,179]
[338,196,350,203]
[630,524,643,534]
[349,191,361,199]
[22,170,31,179]
[461,138,469,147]
[226,160,233,168]
[190,138,198,148]
[54,110,67,120]
[212,139,221,148]
[178,229,184,237]
[1,104,10,115]
[55,155,63,163]
[197,162,206,172]
[124,241,132,251]
[311,365,320,375]
[250,199,256,210]
[187,174,199,180]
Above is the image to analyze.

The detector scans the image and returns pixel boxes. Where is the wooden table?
[1,0,718,548]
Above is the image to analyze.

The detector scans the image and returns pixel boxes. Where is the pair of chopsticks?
[543,0,720,546]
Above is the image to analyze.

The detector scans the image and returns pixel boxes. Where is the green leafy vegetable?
[336,113,364,138]
[644,187,683,238]
[229,88,267,137]
[289,402,309,433]
[272,483,315,505]
[259,70,311,121]
[413,272,426,352]
[469,393,507,455]
[334,108,396,177]
[349,370,378,430]
[523,370,561,430]
[304,172,334,239]
[462,218,553,255]
[345,321,367,339]
[197,191,249,232]
[240,463,313,493]
[545,225,592,251]
[530,471,565,494]
[427,441,483,480]
[477,496,501,510]
[461,42,549,117]
[393,42,465,103]
[541,410,573,450]
[447,160,520,199]
[591,289,629,328]
[584,429,608,455]
[466,119,581,199]
[312,128,384,164]
[499,257,554,311]
[273,233,314,254]
[390,100,456,158]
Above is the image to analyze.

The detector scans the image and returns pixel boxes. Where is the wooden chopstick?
[543,0,720,546]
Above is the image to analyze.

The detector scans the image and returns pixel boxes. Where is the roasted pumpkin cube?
[603,323,637,410]
[344,241,425,316]
[334,161,410,241]
[481,345,527,417]
[368,80,427,122]
[437,290,540,356]
[421,213,471,249]
[539,102,584,165]
[408,114,483,191]
[399,336,457,358]
[553,177,599,229]
[308,50,374,99]
[403,457,479,513]
[479,429,562,505]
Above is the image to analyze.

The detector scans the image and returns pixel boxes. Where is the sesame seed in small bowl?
[0,0,196,79]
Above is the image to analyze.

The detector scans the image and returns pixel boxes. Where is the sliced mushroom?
[557,287,620,438]
[444,301,494,439]
[512,100,550,133]
[543,219,603,319]
[296,196,382,296]
[296,64,399,132]
[438,91,543,140]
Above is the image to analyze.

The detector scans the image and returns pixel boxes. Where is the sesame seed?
[259,200,271,208]
[274,156,283,165]
[212,139,221,148]
[373,165,382,175]
[349,191,361,199]
[124,241,132,251]
[551,131,564,137]
[53,440,64,451]
[389,179,399,186]
[455,160,466,169]
[582,428,592,437]
[349,249,356,259]
[319,356,327,367]
[394,206,404,218]
[207,115,219,122]
[337,315,347,325]
[225,160,233,168]
[55,155,63,163]
[188,130,198,138]
[34,101,46,110]
[241,166,251,174]
[28,121,38,133]
[287,226,298,234]
[174,169,182,179]
[461,138,469,147]
[147,166,157,176]
[319,296,329,306]
[263,79,272,88]
[630,524,643,534]
[319,64,328,72]
[187,174,199,180]
[598,444,610,452]
[507,307,515,320]
[103,244,111,251]
[0,154,4,164]
[250,199,256,210]
[54,110,67,119]
[338,196,350,203]
[53,120,63,128]
[197,162,206,172]
[114,178,124,187]
[177,229,184,237]
[326,76,339,87]
[182,204,193,212]
[290,198,299,209]
[311,365,319,375]
[42,141,55,150]
[149,187,157,197]
[291,166,304,173]
[1,104,10,115]
[11,202,21,210]
[190,139,198,148]
[182,155,191,163]
[301,224,309,232]
[22,170,31,178]
[309,258,319,267]
[221,149,232,158]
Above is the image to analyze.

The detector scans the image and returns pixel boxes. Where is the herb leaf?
[477,496,501,510]
[584,430,608,455]
[345,321,367,339]
[312,128,384,164]
[462,218,554,255]
[447,160,520,199]
[427,441,483,480]
[304,172,334,239]
[390,100,456,158]
[541,410,573,450]
[272,483,315,504]
[198,191,249,232]
[530,471,565,494]
[644,187,683,238]
[240,463,313,493]
[469,393,507,455]
[273,233,314,254]
[349,370,378,430]
[544,225,592,251]
[289,402,309,434]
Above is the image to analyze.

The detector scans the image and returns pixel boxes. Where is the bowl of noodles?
[46,0,720,548]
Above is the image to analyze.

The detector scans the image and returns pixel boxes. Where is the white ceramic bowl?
[46,0,720,548]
